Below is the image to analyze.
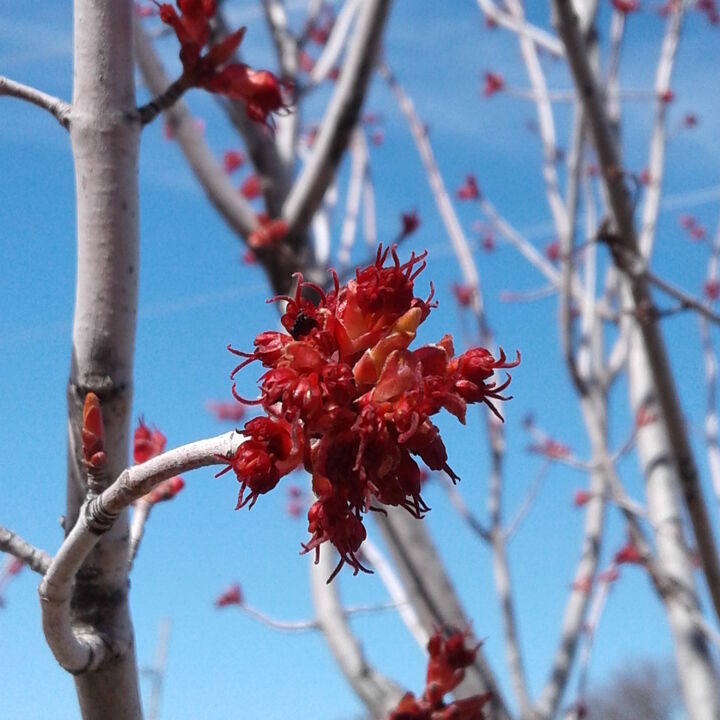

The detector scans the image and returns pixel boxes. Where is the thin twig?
[0,526,52,575]
[0,75,71,129]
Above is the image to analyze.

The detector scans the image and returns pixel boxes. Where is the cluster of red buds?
[388,628,491,720]
[157,0,290,126]
[219,245,519,581]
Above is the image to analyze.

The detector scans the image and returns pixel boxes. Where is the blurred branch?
[475,0,565,57]
[283,0,391,240]
[552,0,720,625]
[0,526,51,575]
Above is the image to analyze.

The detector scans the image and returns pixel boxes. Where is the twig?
[504,461,551,541]
[338,129,368,272]
[0,526,52,575]
[0,75,71,129]
[307,0,362,88]
[135,74,192,125]
[283,0,391,238]
[379,61,488,334]
[128,499,152,566]
[438,476,491,543]
[475,0,565,57]
[637,1,686,257]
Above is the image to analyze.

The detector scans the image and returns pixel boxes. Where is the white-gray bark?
[62,0,142,716]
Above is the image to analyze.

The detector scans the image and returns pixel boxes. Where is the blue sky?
[1,1,719,718]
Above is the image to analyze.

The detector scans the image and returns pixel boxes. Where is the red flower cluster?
[220,245,519,580]
[610,0,640,13]
[157,0,290,125]
[388,628,492,720]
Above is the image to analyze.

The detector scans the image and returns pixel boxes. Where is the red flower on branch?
[614,540,643,565]
[157,1,291,126]
[658,89,674,104]
[215,583,243,608]
[452,283,475,308]
[134,419,167,464]
[388,628,491,719]
[545,240,560,262]
[206,399,246,422]
[610,0,640,13]
[704,279,720,301]
[220,245,519,579]
[240,174,261,200]
[456,174,480,201]
[482,71,505,98]
[223,149,245,173]
[146,476,185,504]
[573,489,593,507]
[399,210,421,240]
[248,214,288,249]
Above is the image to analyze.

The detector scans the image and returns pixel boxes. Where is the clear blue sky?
[1,2,719,718]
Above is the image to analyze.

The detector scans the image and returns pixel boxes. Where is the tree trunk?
[627,331,720,720]
[66,1,142,717]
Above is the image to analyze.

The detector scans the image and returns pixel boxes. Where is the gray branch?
[0,526,52,575]
[0,75,71,129]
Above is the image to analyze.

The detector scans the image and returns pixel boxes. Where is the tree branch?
[283,0,391,240]
[552,0,720,627]
[0,75,71,129]
[39,431,244,674]
[0,526,52,575]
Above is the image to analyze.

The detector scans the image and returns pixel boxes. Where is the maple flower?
[683,113,699,128]
[220,245,519,579]
[573,489,593,507]
[240,174,262,200]
[370,129,385,146]
[6,557,24,576]
[248,214,288,249]
[399,210,421,240]
[147,476,185,504]
[452,283,475,308]
[456,175,480,201]
[529,438,570,459]
[242,249,258,265]
[223,149,245,173]
[482,71,505,98]
[704,279,720,301]
[614,540,643,565]
[134,418,167,464]
[157,2,290,126]
[206,399,246,422]
[658,89,674,104]
[610,0,640,13]
[545,240,560,262]
[215,583,243,608]
[388,628,491,719]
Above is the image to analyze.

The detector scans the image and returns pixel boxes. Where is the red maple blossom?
[220,245,519,579]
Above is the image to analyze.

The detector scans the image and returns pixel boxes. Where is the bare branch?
[38,431,244,673]
[308,0,362,88]
[504,461,550,541]
[552,0,720,627]
[135,74,192,125]
[283,0,391,238]
[438,476,491,543]
[379,61,489,332]
[0,526,52,575]
[311,549,404,719]
[0,75,71,129]
[475,0,565,57]
[359,535,428,649]
[637,2,685,257]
